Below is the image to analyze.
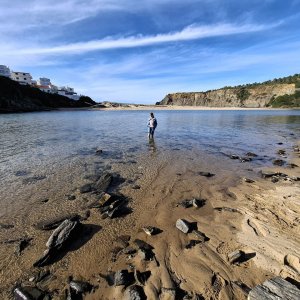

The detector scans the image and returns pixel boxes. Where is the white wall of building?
[11,71,32,85]
[38,77,51,86]
[0,65,11,78]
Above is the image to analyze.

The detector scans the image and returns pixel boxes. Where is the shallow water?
[0,109,299,212]
[0,109,300,299]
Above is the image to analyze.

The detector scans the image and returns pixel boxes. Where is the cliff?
[157,84,296,108]
[0,76,96,113]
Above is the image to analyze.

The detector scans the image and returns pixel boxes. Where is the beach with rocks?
[0,126,299,299]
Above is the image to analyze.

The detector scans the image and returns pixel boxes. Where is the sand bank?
[0,141,299,299]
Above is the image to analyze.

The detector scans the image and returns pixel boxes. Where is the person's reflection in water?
[148,138,157,153]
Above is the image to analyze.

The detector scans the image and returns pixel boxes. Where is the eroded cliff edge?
[157,84,296,107]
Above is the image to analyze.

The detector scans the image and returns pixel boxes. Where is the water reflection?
[148,138,157,153]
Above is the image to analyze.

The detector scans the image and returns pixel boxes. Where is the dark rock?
[185,240,201,249]
[114,270,134,286]
[248,276,300,300]
[34,214,80,230]
[277,142,283,145]
[15,170,30,177]
[69,280,93,294]
[228,250,245,264]
[137,249,153,261]
[273,159,285,166]
[271,177,279,183]
[277,149,286,155]
[134,270,151,285]
[22,175,46,184]
[132,185,141,190]
[246,152,258,157]
[95,149,103,155]
[79,183,93,194]
[192,198,206,208]
[287,163,298,168]
[67,195,76,201]
[178,198,206,208]
[123,285,146,300]
[133,239,154,251]
[46,219,78,249]
[0,223,14,229]
[142,226,161,236]
[243,178,255,183]
[14,286,48,300]
[123,247,137,255]
[33,219,80,267]
[240,157,252,163]
[95,172,112,192]
[176,219,191,233]
[15,238,32,256]
[40,198,49,203]
[261,171,278,178]
[230,155,240,159]
[198,171,215,177]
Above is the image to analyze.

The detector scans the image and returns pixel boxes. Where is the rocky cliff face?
[157,84,295,107]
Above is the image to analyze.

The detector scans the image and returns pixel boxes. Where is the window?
[24,78,26,80]
[23,73,26,75]
[16,77,19,79]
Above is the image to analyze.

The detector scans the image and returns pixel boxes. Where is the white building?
[38,77,51,86]
[0,65,11,78]
[11,71,32,85]
[58,86,80,100]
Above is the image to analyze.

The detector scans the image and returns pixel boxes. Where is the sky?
[1,0,300,103]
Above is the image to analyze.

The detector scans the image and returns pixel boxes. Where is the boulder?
[273,159,285,166]
[248,277,300,300]
[176,219,191,233]
[33,219,80,267]
[69,280,93,294]
[123,285,146,300]
[46,219,78,248]
[14,286,49,300]
[114,270,134,286]
[228,250,245,264]
[95,172,112,192]
[142,226,160,236]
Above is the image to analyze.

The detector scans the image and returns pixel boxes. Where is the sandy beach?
[91,105,300,111]
[0,129,299,299]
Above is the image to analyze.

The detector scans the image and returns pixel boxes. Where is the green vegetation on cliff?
[268,91,300,108]
[0,76,96,113]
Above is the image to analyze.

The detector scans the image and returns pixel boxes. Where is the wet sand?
[0,140,299,299]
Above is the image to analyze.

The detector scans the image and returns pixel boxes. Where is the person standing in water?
[147,112,157,139]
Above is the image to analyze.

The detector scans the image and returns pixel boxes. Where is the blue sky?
[1,0,300,103]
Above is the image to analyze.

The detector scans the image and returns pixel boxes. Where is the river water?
[0,109,299,216]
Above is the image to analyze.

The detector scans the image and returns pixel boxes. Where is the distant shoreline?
[92,105,300,111]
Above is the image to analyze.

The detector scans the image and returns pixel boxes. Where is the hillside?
[0,76,96,113]
[157,74,300,108]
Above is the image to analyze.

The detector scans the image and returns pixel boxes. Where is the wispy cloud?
[1,22,279,56]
